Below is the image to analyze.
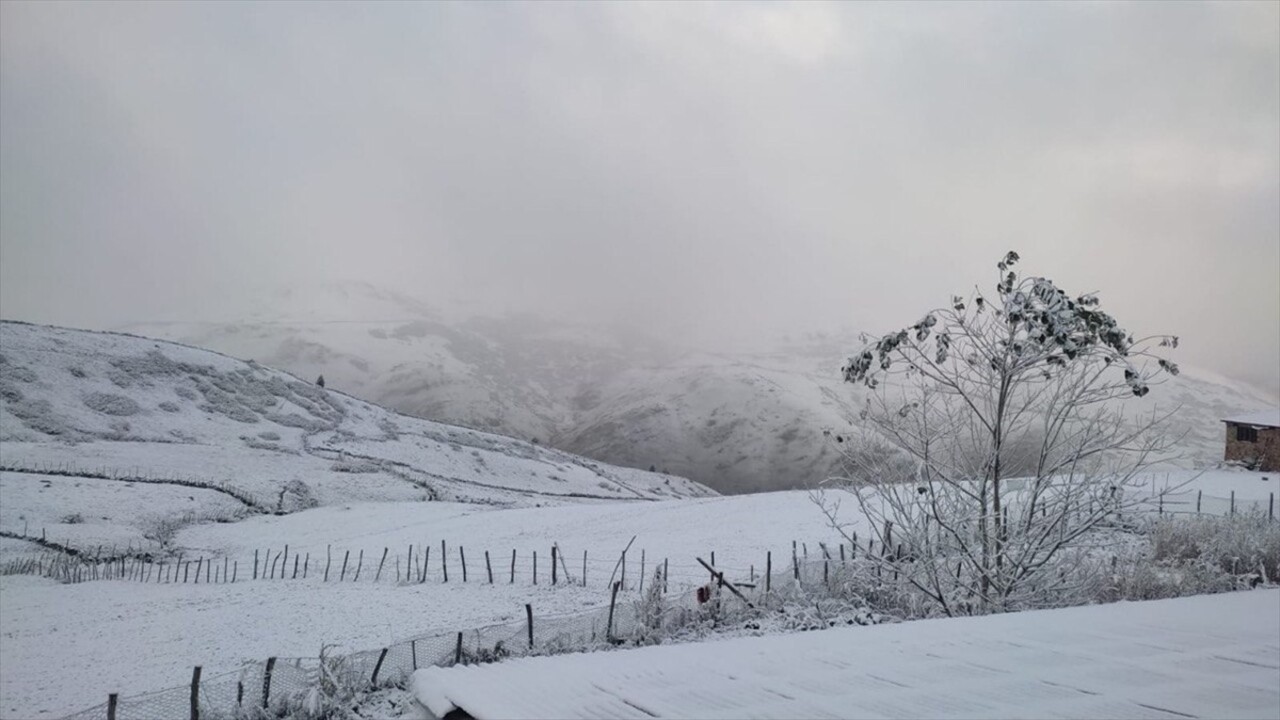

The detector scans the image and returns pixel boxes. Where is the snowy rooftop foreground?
[1223,409,1280,428]
[413,590,1280,720]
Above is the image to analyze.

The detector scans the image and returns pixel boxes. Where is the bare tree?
[817,252,1184,615]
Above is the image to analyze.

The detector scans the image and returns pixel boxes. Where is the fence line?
[4,485,1275,588]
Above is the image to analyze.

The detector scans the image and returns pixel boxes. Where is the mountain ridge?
[112,282,1278,494]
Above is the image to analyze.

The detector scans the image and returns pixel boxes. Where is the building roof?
[411,589,1280,720]
[1223,409,1280,428]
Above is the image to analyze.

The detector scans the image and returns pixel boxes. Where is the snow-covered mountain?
[0,320,715,514]
[120,282,1278,494]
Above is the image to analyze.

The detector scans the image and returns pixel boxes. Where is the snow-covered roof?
[412,590,1280,720]
[1223,409,1280,428]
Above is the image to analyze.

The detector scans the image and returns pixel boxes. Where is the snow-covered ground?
[2,320,1275,719]
[414,589,1280,720]
[0,489,847,718]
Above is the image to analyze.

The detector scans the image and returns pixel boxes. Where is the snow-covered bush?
[82,392,141,416]
[277,480,320,513]
[1148,512,1280,581]
[268,644,368,720]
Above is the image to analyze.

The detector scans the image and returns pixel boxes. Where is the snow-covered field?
[0,489,846,718]
[415,589,1280,720]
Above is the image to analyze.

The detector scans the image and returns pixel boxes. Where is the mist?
[2,2,1277,393]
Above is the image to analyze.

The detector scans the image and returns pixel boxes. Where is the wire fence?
[46,492,1280,720]
[25,486,1278,720]
[55,591,709,720]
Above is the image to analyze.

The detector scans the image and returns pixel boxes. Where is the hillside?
[0,321,714,523]
[121,282,1279,494]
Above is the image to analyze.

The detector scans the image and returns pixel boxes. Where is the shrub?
[83,392,141,417]
[1148,512,1280,581]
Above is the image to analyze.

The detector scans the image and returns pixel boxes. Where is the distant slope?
[120,282,1278,494]
[0,321,715,514]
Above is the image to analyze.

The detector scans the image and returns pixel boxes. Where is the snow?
[3,320,1277,719]
[121,281,1280,494]
[1223,409,1280,428]
[0,574,610,719]
[0,321,713,514]
[172,491,842,586]
[413,589,1280,720]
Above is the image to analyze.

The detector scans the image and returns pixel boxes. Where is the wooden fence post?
[709,551,715,583]
[262,657,276,710]
[460,546,467,582]
[232,561,237,583]
[551,546,558,585]
[376,547,388,582]
[533,550,537,585]
[1231,491,1236,515]
[792,542,799,581]
[664,558,669,593]
[766,551,772,593]
[340,551,349,582]
[411,640,418,670]
[325,545,332,582]
[640,550,646,594]
[254,549,259,580]
[353,550,363,581]
[454,633,464,665]
[190,666,202,720]
[526,603,534,649]
[485,551,494,584]
[510,549,516,583]
[607,581,621,642]
[1270,493,1274,521]
[583,550,588,587]
[1197,490,1202,514]
[422,545,430,583]
[442,541,448,583]
[107,694,117,720]
[371,648,389,685]
[620,550,626,590]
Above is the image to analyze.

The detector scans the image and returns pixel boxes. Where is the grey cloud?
[1,1,1276,392]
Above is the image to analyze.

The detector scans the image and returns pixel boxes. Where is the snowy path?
[414,589,1280,720]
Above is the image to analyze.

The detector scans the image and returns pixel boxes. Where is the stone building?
[1222,409,1280,472]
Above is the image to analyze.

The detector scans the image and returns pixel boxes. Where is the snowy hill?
[120,282,1278,494]
[0,321,714,518]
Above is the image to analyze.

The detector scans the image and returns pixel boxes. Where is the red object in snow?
[696,586,710,604]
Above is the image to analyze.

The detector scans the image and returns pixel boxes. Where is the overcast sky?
[2,2,1277,392]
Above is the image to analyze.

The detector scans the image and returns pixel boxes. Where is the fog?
[2,2,1277,393]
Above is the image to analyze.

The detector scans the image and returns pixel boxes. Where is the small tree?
[818,252,1183,615]
[316,374,325,388]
